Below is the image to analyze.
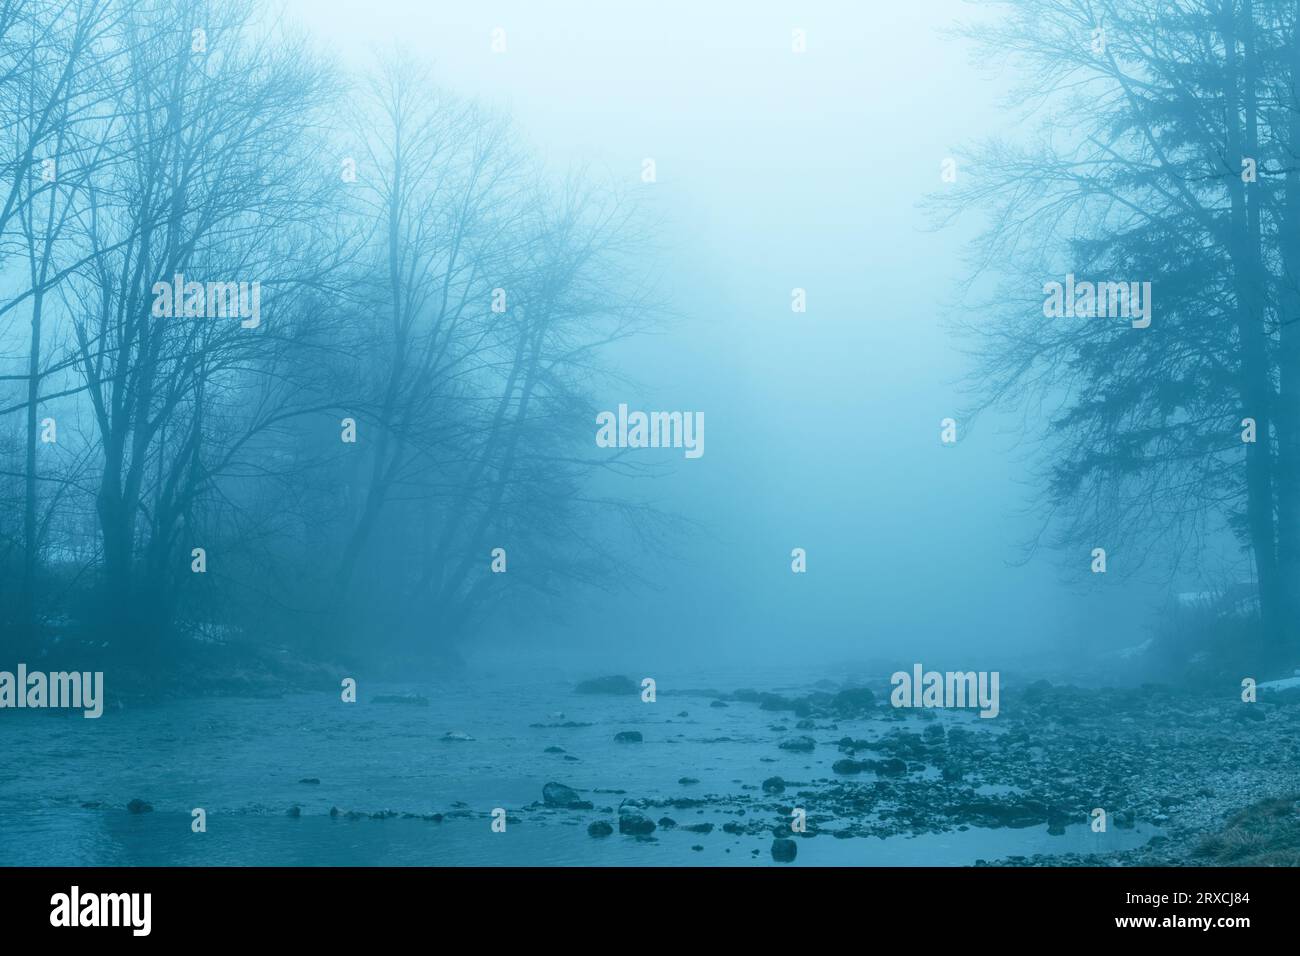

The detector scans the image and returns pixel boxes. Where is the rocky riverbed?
[1,664,1295,865]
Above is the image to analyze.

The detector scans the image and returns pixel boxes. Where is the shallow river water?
[0,664,1160,866]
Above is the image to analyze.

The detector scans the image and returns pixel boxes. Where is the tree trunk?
[1274,7,1300,656]
[1222,3,1283,652]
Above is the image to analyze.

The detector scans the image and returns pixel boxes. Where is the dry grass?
[1193,795,1300,865]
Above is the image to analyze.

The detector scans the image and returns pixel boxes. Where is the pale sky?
[278,0,1163,669]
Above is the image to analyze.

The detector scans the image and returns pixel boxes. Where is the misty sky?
[282,0,1165,670]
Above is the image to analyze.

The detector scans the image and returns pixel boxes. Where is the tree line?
[0,0,669,669]
[939,0,1300,661]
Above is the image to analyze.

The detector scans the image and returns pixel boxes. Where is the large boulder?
[543,782,593,809]
[618,812,656,835]
[771,838,798,862]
